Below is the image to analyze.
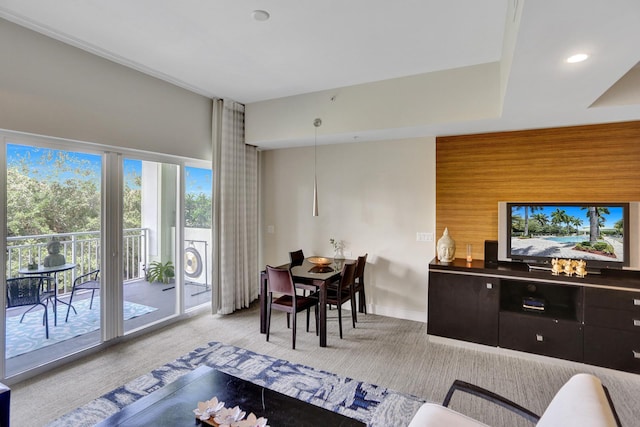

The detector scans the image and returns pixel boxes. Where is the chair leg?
[65,289,75,322]
[89,289,96,310]
[306,308,310,332]
[266,298,272,342]
[292,310,297,349]
[359,288,367,314]
[350,295,357,328]
[337,303,343,339]
[41,302,49,339]
[315,305,319,336]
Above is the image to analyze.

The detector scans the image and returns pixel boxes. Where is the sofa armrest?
[0,382,10,427]
[537,374,621,427]
[443,380,540,424]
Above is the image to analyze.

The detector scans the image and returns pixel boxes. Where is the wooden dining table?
[260,257,351,347]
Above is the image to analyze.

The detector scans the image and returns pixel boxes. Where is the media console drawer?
[499,312,583,362]
[584,325,640,374]
[585,287,640,312]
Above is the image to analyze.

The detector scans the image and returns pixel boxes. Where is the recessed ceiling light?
[251,10,270,21]
[566,53,589,63]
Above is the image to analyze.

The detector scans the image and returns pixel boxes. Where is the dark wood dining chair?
[265,265,318,349]
[353,253,368,319]
[326,261,358,339]
[289,249,316,296]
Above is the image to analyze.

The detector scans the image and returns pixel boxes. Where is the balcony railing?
[7,228,148,295]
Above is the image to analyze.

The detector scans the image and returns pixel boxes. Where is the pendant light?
[313,118,322,216]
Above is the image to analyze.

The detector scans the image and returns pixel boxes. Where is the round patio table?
[18,263,77,326]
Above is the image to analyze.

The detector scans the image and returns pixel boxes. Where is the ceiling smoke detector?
[251,10,270,22]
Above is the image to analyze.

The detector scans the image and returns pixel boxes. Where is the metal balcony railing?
[6,228,148,295]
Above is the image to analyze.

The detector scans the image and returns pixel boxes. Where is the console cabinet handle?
[633,350,640,359]
[635,298,640,306]
[634,319,640,327]
[536,334,544,342]
[486,283,493,289]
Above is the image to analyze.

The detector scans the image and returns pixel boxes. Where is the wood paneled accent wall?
[436,121,640,261]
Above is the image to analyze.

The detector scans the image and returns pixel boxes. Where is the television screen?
[506,203,629,267]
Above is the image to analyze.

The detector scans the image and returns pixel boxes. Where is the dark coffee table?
[96,366,366,426]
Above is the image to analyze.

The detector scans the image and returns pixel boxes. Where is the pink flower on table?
[214,406,246,427]
[193,397,225,421]
[237,413,269,427]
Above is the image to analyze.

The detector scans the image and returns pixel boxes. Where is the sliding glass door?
[122,158,179,333]
[183,165,212,311]
[4,141,102,377]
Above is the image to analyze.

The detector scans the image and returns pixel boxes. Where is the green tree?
[7,148,103,236]
[185,193,212,228]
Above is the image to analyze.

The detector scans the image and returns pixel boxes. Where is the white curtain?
[211,99,259,314]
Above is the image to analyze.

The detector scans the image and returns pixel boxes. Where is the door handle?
[634,319,640,327]
[634,298,640,306]
[536,334,544,342]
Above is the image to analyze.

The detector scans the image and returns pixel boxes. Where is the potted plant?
[146,260,175,284]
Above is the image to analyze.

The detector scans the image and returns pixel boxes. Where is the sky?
[510,204,624,229]
[8,144,211,195]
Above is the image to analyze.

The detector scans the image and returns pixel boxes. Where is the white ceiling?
[2,0,640,147]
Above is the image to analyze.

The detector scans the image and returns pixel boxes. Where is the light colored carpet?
[10,302,640,426]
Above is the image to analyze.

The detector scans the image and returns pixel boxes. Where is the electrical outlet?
[416,232,434,242]
[343,251,352,257]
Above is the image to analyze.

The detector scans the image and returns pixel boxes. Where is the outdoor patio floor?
[5,278,211,377]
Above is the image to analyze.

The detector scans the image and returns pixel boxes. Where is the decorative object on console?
[466,244,473,262]
[575,259,587,277]
[551,258,587,277]
[436,228,456,263]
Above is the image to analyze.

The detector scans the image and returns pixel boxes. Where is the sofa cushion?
[537,373,618,427]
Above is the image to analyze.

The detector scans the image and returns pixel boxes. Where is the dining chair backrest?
[339,261,357,291]
[266,265,296,296]
[355,253,367,281]
[289,249,305,267]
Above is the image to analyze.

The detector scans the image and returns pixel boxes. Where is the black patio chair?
[65,269,100,322]
[6,276,55,339]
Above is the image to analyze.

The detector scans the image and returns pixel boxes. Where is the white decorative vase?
[437,227,456,263]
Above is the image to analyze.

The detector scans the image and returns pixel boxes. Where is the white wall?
[260,137,436,322]
[0,18,212,159]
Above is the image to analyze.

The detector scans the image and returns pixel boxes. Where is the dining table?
[18,262,77,326]
[260,257,351,347]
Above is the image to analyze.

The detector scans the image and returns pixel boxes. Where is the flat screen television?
[506,202,630,268]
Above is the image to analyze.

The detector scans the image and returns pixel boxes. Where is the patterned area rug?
[47,341,426,427]
[6,299,157,359]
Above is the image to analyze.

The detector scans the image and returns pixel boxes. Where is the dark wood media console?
[428,258,640,374]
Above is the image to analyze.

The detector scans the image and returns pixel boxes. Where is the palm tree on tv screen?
[515,205,542,237]
[583,206,610,243]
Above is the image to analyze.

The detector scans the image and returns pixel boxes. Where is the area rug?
[6,299,157,359]
[47,341,426,427]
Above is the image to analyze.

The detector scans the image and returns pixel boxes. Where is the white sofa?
[408,373,621,427]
